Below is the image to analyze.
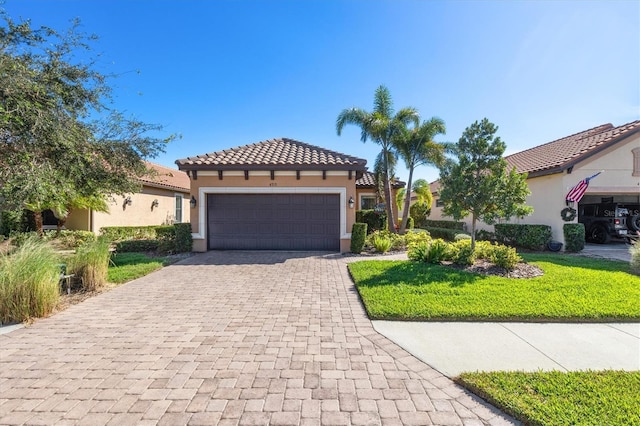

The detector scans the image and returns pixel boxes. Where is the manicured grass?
[107,252,170,284]
[457,370,640,426]
[348,254,640,321]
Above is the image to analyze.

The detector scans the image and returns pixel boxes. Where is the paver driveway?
[0,251,516,425]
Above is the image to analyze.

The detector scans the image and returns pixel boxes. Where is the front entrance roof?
[176,137,367,172]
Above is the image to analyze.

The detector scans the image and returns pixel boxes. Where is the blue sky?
[4,0,639,183]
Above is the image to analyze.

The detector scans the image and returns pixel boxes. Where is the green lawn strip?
[107,252,170,284]
[457,370,640,426]
[348,254,640,321]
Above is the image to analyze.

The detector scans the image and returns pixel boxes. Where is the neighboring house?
[430,120,640,245]
[354,171,405,222]
[55,162,191,233]
[176,138,377,252]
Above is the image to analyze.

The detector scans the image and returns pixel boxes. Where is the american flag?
[565,172,601,203]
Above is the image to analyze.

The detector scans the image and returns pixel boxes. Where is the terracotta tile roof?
[505,121,640,177]
[356,172,406,189]
[176,138,367,171]
[140,162,190,192]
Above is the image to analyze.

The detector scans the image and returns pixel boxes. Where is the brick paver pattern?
[0,251,517,425]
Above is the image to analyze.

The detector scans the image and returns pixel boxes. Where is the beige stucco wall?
[430,132,640,246]
[65,186,190,233]
[188,170,359,252]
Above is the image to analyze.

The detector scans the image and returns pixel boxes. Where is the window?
[360,195,376,210]
[633,147,640,177]
[436,198,444,207]
[175,194,183,223]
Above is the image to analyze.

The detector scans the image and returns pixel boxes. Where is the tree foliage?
[437,118,532,248]
[393,117,446,233]
[337,85,418,232]
[0,12,172,232]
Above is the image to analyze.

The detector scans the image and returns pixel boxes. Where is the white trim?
[192,187,349,241]
[174,193,184,224]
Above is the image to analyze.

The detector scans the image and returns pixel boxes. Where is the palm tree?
[393,118,446,233]
[336,85,418,232]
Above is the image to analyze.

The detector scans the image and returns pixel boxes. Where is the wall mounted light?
[190,195,197,208]
[348,196,355,209]
[151,199,159,210]
[123,196,132,210]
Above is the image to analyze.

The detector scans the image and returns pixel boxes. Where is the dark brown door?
[207,194,340,250]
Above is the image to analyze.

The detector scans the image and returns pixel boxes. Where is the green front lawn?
[107,252,170,284]
[348,254,640,321]
[458,370,640,426]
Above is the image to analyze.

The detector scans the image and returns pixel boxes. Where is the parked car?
[578,203,631,244]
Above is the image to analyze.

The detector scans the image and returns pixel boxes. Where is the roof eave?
[175,162,367,172]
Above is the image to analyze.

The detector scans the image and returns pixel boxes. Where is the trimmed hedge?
[356,210,387,234]
[174,223,193,253]
[563,223,585,252]
[100,226,157,241]
[424,227,470,242]
[351,223,367,254]
[494,224,552,251]
[422,219,465,231]
[115,239,160,253]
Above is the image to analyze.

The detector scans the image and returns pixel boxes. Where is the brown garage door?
[207,193,340,250]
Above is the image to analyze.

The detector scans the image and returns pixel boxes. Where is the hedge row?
[103,223,193,253]
[355,210,387,234]
[494,224,552,251]
[423,227,470,242]
[421,219,466,230]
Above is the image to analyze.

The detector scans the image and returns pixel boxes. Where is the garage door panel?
[207,194,340,250]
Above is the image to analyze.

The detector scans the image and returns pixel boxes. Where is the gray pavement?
[579,241,633,262]
[0,251,515,426]
[373,322,640,377]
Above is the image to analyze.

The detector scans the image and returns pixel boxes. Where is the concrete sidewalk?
[373,321,640,377]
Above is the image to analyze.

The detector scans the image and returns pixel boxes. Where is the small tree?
[438,118,532,249]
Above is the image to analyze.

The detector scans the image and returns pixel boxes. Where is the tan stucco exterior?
[354,187,402,228]
[65,186,190,233]
[188,171,359,252]
[430,132,640,246]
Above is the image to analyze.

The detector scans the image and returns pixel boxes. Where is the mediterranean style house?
[50,162,191,232]
[176,137,404,253]
[430,120,640,245]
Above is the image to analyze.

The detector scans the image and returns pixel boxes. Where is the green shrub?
[405,230,431,247]
[452,239,476,266]
[425,239,451,264]
[630,242,640,275]
[409,202,430,228]
[407,241,429,262]
[0,210,23,237]
[563,223,585,252]
[116,239,160,253]
[350,223,367,254]
[422,219,465,230]
[0,236,60,324]
[494,224,552,251]
[372,234,392,253]
[173,223,193,253]
[490,244,522,270]
[356,210,387,234]
[70,238,112,291]
[406,216,414,230]
[474,241,495,260]
[424,227,469,242]
[366,230,404,251]
[99,226,157,242]
[155,225,176,253]
[9,231,39,247]
[43,230,96,249]
[475,229,496,242]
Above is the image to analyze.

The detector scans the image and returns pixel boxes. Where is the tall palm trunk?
[399,167,414,234]
[382,147,396,233]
